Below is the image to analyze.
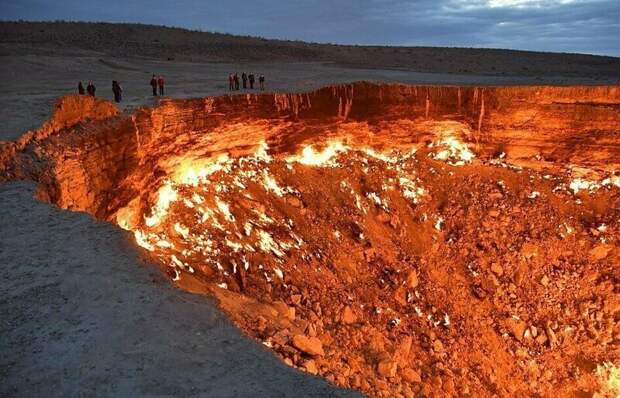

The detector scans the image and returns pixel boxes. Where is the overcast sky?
[1,0,619,56]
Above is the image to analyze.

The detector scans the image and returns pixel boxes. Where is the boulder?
[292,334,325,356]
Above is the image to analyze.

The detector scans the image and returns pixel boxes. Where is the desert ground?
[1,22,619,397]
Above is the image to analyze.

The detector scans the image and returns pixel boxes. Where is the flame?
[428,126,475,166]
[172,153,231,186]
[287,141,348,166]
[399,177,425,204]
[144,182,178,227]
[114,139,435,290]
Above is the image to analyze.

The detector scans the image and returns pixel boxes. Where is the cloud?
[0,0,618,55]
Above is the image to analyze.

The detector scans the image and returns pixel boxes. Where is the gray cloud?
[0,0,618,55]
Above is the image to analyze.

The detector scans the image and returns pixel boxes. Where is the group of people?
[229,73,265,91]
[77,80,122,103]
[77,71,266,102]
[77,74,166,103]
[149,75,166,96]
[77,81,97,97]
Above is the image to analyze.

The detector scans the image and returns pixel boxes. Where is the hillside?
[2,21,620,79]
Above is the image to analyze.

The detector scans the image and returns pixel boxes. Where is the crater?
[2,82,619,397]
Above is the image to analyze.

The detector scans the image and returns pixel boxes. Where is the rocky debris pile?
[116,139,619,397]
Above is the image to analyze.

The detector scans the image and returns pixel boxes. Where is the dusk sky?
[1,0,619,56]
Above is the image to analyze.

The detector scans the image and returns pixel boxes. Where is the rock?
[488,210,500,217]
[377,360,398,378]
[306,323,318,337]
[490,263,503,276]
[505,317,527,341]
[546,326,558,347]
[395,336,412,365]
[273,301,296,320]
[290,294,302,306]
[389,214,400,228]
[535,333,548,346]
[303,359,319,375]
[341,306,357,324]
[394,286,407,306]
[406,270,419,289]
[432,339,444,352]
[376,212,391,223]
[520,242,539,259]
[540,275,550,286]
[256,316,267,332]
[401,368,422,383]
[287,196,302,208]
[292,334,325,356]
[589,244,613,261]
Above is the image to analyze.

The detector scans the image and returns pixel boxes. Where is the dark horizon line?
[2,18,619,60]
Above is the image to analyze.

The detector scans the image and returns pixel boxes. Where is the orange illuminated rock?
[303,359,319,375]
[589,244,613,261]
[505,317,527,342]
[401,368,422,383]
[406,270,419,289]
[341,306,357,325]
[377,360,398,378]
[292,335,324,357]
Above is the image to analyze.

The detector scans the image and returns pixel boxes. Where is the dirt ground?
[1,27,619,397]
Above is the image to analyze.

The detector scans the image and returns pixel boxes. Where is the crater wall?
[2,82,619,218]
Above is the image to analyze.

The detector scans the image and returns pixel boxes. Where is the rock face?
[2,82,619,220]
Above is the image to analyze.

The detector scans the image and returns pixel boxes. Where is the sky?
[1,0,619,56]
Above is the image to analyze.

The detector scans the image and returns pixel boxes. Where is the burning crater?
[2,82,620,397]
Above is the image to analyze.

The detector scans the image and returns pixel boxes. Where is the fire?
[428,125,476,166]
[287,141,349,166]
[172,153,232,186]
[143,182,177,227]
[117,140,434,285]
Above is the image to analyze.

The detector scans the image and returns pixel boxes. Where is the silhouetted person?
[86,81,96,97]
[78,81,85,95]
[158,75,165,96]
[112,80,122,103]
[150,74,158,96]
[228,74,234,91]
[259,75,265,91]
[249,73,255,89]
[241,73,247,89]
[233,73,240,90]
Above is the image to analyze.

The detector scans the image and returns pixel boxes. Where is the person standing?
[249,73,255,89]
[86,81,96,97]
[112,80,122,103]
[228,74,234,91]
[150,74,158,96]
[259,75,265,91]
[241,72,247,89]
[78,81,85,95]
[233,73,240,90]
[158,75,165,96]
